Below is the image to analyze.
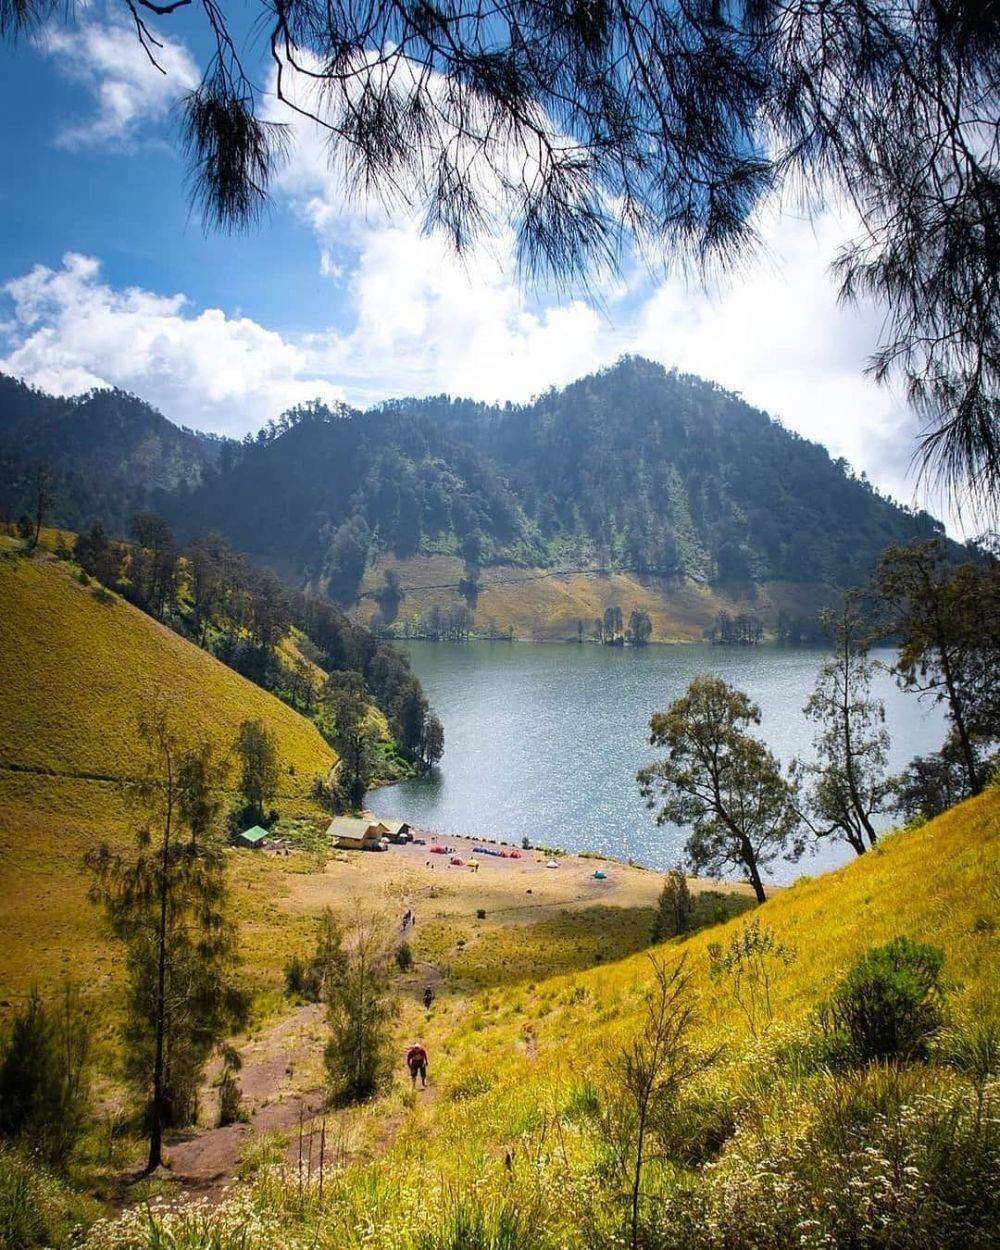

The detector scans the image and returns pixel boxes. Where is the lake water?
[369,641,948,883]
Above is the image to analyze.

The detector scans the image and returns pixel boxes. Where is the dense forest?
[0,358,960,606]
[0,374,225,533]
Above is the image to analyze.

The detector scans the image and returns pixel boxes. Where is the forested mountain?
[177,358,952,596]
[0,374,228,533]
[1,358,956,604]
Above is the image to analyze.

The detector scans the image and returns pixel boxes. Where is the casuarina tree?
[86,703,247,1172]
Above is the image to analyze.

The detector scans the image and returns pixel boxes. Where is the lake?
[368,641,948,883]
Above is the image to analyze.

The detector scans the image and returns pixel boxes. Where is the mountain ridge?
[0,358,961,613]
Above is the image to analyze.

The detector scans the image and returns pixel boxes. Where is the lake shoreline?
[371,638,943,885]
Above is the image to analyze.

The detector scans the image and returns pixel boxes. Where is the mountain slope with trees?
[0,375,229,535]
[174,359,959,599]
[1,360,962,627]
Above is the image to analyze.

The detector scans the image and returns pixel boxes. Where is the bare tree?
[601,956,713,1250]
[795,605,891,856]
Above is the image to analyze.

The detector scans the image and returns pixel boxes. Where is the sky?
[0,4,965,533]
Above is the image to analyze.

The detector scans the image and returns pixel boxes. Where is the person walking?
[406,1042,428,1089]
[423,985,434,1009]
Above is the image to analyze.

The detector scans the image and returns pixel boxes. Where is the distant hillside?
[175,358,954,597]
[0,544,335,798]
[0,374,229,533]
[1,359,958,618]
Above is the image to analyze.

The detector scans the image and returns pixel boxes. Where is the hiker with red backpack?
[406,1042,429,1088]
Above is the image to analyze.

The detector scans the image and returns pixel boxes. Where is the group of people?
[401,902,434,1087]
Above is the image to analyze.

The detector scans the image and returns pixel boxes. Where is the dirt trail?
[166,955,446,1199]
[166,1002,326,1196]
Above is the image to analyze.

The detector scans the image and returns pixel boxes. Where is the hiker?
[423,985,434,1009]
[402,907,412,929]
[406,1042,428,1088]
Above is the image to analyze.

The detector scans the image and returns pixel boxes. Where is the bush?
[652,869,694,941]
[395,942,414,971]
[476,909,487,920]
[0,986,90,1166]
[217,1046,247,1127]
[818,936,945,1065]
[284,955,307,998]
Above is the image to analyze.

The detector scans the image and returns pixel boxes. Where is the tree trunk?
[937,641,980,796]
[147,767,173,1174]
[742,841,767,904]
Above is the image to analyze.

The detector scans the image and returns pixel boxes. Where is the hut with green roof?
[236,825,270,849]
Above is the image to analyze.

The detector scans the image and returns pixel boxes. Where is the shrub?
[651,869,694,941]
[708,921,795,1040]
[0,986,91,1166]
[284,955,307,999]
[395,942,414,971]
[0,1146,97,1249]
[818,936,945,1065]
[217,1046,247,1127]
[476,909,487,920]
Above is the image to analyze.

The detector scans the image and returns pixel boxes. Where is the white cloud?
[257,62,942,518]
[0,253,344,433]
[40,18,199,146]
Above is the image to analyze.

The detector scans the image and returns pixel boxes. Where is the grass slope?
[388,792,999,1166]
[55,789,996,1249]
[357,554,839,641]
[0,545,335,795]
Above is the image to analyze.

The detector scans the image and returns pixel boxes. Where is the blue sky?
[0,3,964,531]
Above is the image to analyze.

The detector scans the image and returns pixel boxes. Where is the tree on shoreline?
[324,672,379,808]
[876,542,999,797]
[638,676,801,904]
[795,606,891,856]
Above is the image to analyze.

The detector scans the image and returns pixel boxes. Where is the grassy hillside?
[0,543,335,795]
[33,789,993,1249]
[375,791,999,1161]
[358,553,840,641]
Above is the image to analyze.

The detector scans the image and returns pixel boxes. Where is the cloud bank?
[40,18,198,146]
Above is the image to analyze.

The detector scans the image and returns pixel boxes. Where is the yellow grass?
[0,545,335,795]
[358,553,839,641]
[370,790,1000,1188]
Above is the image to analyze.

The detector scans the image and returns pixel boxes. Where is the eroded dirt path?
[166,1002,327,1196]
[165,955,446,1200]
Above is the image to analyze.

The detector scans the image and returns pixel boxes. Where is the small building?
[381,820,413,844]
[236,825,270,850]
[325,814,390,850]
